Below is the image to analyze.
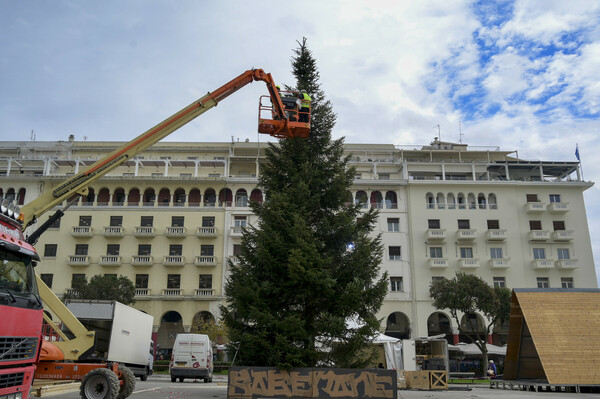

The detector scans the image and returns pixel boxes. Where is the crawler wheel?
[81,368,119,399]
[117,364,136,399]
[171,376,176,382]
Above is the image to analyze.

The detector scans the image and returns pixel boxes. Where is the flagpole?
[576,143,584,181]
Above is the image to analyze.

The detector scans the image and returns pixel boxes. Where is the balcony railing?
[428,258,448,268]
[528,231,550,241]
[526,202,546,213]
[99,255,121,266]
[135,288,150,296]
[459,258,480,268]
[555,259,578,269]
[65,288,79,296]
[551,230,574,241]
[132,255,153,266]
[195,289,214,297]
[427,229,446,240]
[165,226,186,237]
[486,229,507,241]
[532,259,554,269]
[230,226,244,236]
[548,202,570,213]
[489,258,511,269]
[103,226,124,237]
[457,229,477,241]
[134,226,156,237]
[162,288,181,296]
[163,255,184,266]
[195,256,217,266]
[196,226,218,238]
[71,226,93,237]
[67,255,90,266]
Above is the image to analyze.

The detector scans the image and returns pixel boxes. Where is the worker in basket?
[299,89,311,123]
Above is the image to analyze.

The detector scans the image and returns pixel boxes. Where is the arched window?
[467,193,476,209]
[457,193,466,210]
[188,189,201,207]
[355,191,368,208]
[426,193,435,209]
[158,188,171,206]
[143,188,155,206]
[478,193,486,209]
[436,192,446,209]
[385,191,397,209]
[5,188,15,202]
[250,189,263,203]
[235,189,248,207]
[488,193,498,209]
[204,188,216,207]
[427,312,452,343]
[447,193,456,209]
[83,188,95,206]
[370,191,383,209]
[113,188,125,206]
[174,188,186,206]
[127,188,140,206]
[219,188,232,207]
[98,188,110,206]
[385,312,411,339]
[17,188,26,205]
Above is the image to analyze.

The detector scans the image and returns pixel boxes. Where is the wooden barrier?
[429,371,447,390]
[228,366,397,399]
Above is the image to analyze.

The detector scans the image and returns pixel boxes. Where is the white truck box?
[65,299,154,379]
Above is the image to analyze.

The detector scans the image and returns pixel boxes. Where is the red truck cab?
[0,211,43,399]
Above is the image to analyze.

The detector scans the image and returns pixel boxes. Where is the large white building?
[0,137,595,355]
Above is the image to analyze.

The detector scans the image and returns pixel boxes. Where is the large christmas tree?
[221,38,387,369]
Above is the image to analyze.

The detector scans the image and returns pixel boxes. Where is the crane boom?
[21,68,302,229]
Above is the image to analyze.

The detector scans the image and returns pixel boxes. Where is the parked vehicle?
[170,334,213,383]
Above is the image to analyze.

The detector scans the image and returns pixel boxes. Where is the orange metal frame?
[35,362,120,381]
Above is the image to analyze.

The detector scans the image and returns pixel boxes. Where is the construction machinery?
[0,68,309,399]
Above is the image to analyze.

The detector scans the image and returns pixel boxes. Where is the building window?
[140,216,153,227]
[529,220,542,231]
[379,173,390,180]
[233,244,242,257]
[526,194,539,203]
[533,248,546,260]
[553,221,565,231]
[428,219,441,229]
[201,245,214,257]
[104,274,117,278]
[71,274,86,287]
[79,216,92,226]
[199,274,213,289]
[44,244,57,257]
[457,219,470,229]
[490,248,503,259]
[487,220,500,230]
[557,248,570,260]
[138,244,151,256]
[75,244,88,256]
[389,246,401,260]
[430,247,443,258]
[48,216,60,228]
[135,274,149,289]
[107,244,120,256]
[432,276,445,284]
[169,245,183,256]
[549,194,561,203]
[40,274,53,288]
[202,217,215,227]
[167,274,180,289]
[561,277,574,288]
[110,216,123,227]
[460,247,473,258]
[390,277,403,292]
[493,277,506,288]
[172,216,184,227]
[234,216,247,228]
[387,218,400,232]
[537,277,549,288]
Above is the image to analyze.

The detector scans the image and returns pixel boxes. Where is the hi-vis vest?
[301,93,311,109]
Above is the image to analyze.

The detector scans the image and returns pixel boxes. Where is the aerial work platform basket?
[258,92,310,139]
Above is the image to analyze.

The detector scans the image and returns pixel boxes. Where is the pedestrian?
[299,89,311,123]
[487,360,497,378]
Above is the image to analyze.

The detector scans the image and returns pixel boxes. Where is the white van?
[170,334,213,383]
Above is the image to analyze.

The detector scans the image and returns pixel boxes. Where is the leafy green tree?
[429,272,511,370]
[221,38,388,369]
[64,274,135,305]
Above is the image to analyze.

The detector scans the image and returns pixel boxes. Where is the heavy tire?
[140,371,148,381]
[80,368,119,399]
[117,364,136,399]
[179,377,184,382]
[171,376,176,383]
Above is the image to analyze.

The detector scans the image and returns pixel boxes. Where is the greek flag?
[575,145,580,161]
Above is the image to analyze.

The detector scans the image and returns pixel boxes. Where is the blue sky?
[1,0,600,282]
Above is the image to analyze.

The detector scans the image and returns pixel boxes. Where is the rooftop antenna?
[459,121,464,144]
[30,129,36,141]
[434,124,441,141]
